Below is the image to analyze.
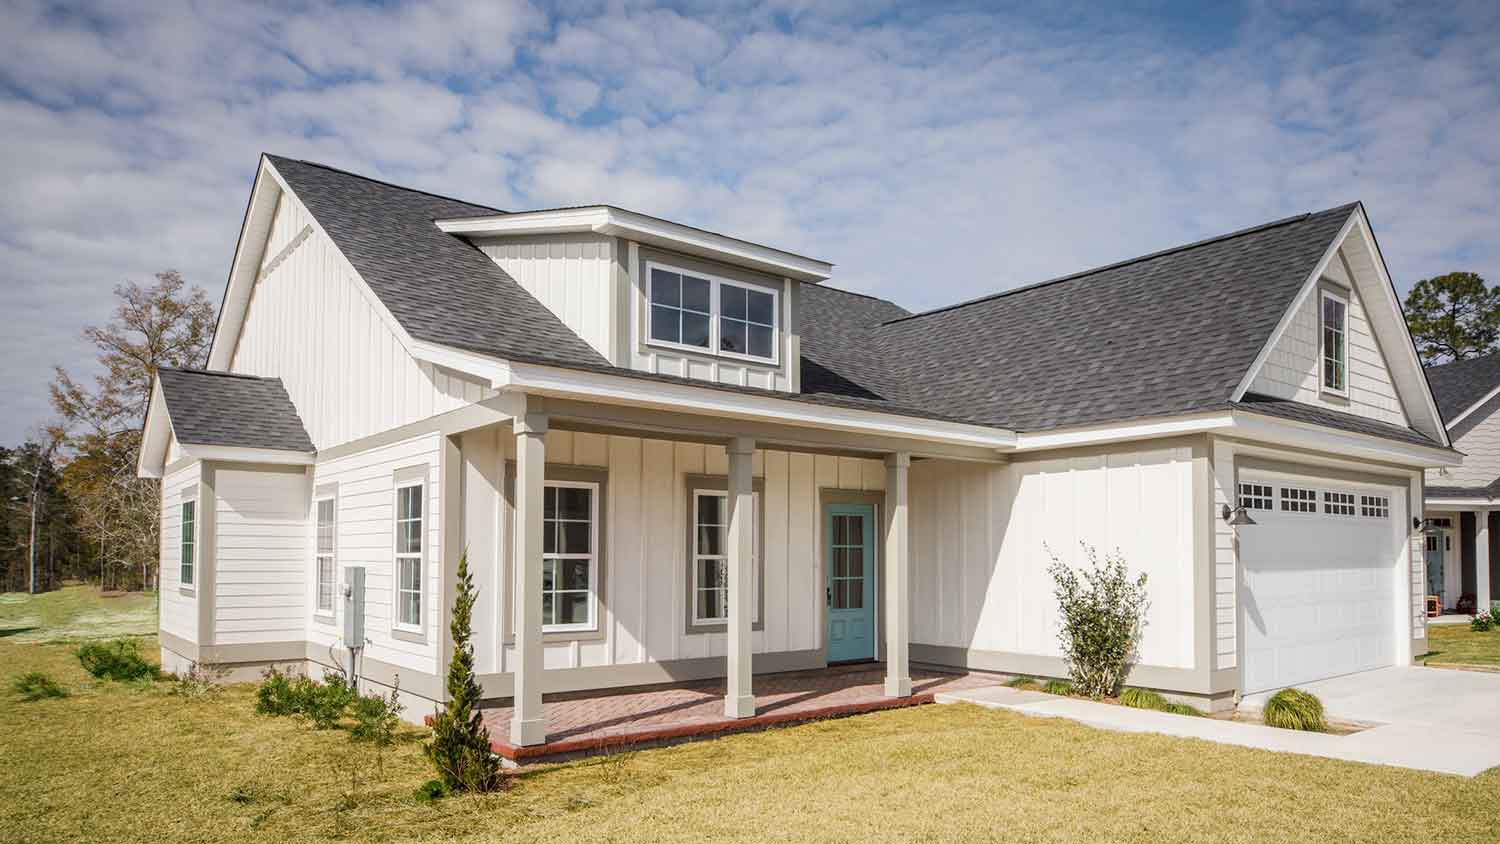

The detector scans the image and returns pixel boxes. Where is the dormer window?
[1320,289,1348,395]
[648,262,779,364]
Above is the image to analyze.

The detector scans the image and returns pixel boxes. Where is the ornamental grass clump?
[1263,688,1327,732]
[426,550,504,793]
[13,671,67,701]
[1046,543,1150,700]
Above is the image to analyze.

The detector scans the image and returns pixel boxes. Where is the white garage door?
[1238,472,1403,695]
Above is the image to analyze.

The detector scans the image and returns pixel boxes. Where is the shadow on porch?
[478,664,1001,763]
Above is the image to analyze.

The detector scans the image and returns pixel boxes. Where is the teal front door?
[826,503,876,663]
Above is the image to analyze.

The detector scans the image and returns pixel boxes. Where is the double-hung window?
[542,481,598,632]
[648,263,779,363]
[394,481,424,631]
[1321,289,1349,395]
[180,499,196,587]
[692,489,759,626]
[315,497,336,617]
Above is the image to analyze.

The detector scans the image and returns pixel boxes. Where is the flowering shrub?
[1046,542,1149,699]
[1472,611,1494,632]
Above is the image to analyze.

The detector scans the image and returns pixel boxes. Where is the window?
[315,497,336,616]
[1360,495,1389,518]
[692,490,760,625]
[1429,517,1452,528]
[1321,289,1348,394]
[180,500,196,587]
[647,262,779,363]
[1238,483,1273,511]
[542,482,598,632]
[394,481,424,630]
[1280,487,1317,513]
[1323,491,1356,516]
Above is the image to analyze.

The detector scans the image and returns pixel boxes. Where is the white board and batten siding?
[309,433,444,676]
[159,459,202,645]
[910,443,1198,671]
[230,190,494,452]
[1247,250,1408,428]
[212,465,309,647]
[478,234,619,362]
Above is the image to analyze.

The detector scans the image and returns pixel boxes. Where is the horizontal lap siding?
[911,443,1198,671]
[159,459,201,643]
[231,190,492,451]
[213,466,309,646]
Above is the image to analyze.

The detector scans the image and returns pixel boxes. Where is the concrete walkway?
[937,676,1500,777]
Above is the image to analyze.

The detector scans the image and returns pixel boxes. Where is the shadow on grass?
[0,626,39,639]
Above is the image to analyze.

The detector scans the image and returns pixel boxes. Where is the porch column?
[1477,509,1492,616]
[725,436,756,719]
[510,412,547,747]
[884,453,912,697]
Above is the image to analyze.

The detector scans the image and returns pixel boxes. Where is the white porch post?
[510,411,547,746]
[725,436,756,719]
[884,453,912,697]
[1477,509,1492,616]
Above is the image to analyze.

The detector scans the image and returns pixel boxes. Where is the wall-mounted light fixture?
[1221,504,1256,527]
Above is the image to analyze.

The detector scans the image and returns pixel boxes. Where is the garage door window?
[1323,491,1356,516]
[1360,495,1389,518]
[1280,487,1317,513]
[1238,483,1273,510]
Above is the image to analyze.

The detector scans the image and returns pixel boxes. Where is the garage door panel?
[1239,474,1400,694]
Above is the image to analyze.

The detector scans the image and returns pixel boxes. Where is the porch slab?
[480,665,1000,762]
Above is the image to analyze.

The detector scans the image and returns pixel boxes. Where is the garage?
[1237,470,1406,695]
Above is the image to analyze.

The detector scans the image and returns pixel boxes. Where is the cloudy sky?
[2,0,1498,444]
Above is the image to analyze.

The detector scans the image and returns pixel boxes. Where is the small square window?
[1280,487,1317,513]
[1360,495,1389,518]
[1323,491,1356,516]
[1238,483,1273,511]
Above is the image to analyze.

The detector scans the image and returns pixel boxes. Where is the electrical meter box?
[343,566,365,647]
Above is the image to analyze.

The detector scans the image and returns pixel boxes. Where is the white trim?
[180,498,198,588]
[690,488,761,627]
[1229,409,1461,468]
[392,478,425,634]
[436,206,833,282]
[1013,411,1236,451]
[1318,287,1350,398]
[137,381,173,478]
[313,493,337,621]
[1424,496,1493,508]
[180,445,314,466]
[644,259,781,366]
[540,479,600,634]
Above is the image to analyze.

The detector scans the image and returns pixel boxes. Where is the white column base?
[884,675,912,698]
[510,716,546,747]
[725,693,757,719]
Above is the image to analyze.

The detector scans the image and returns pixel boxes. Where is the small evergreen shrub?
[1119,687,1170,711]
[76,638,157,682]
[1047,542,1150,699]
[1042,679,1074,696]
[414,779,449,803]
[255,667,300,716]
[427,550,504,793]
[1263,688,1327,732]
[351,682,404,747]
[254,667,357,727]
[13,671,67,701]
[1472,611,1494,632]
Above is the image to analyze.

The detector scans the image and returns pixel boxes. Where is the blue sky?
[1,0,1498,443]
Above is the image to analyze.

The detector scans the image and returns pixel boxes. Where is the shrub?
[1004,675,1038,689]
[254,667,356,727]
[76,638,157,682]
[1472,611,1494,633]
[427,550,503,793]
[414,779,449,804]
[1164,703,1205,717]
[351,681,405,773]
[13,671,67,701]
[255,667,300,716]
[1042,679,1074,696]
[1263,688,1327,732]
[1047,543,1150,699]
[1118,687,1170,711]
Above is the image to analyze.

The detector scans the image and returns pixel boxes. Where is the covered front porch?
[1421,505,1499,614]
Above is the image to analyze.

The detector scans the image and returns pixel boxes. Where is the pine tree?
[425,549,503,792]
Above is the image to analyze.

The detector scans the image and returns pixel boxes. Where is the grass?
[0,584,156,643]
[1423,624,1500,669]
[1262,689,1328,732]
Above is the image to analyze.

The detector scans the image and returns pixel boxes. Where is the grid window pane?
[650,269,680,305]
[682,275,711,312]
[682,312,711,347]
[650,305,680,343]
[747,290,775,325]
[317,557,335,612]
[697,587,724,621]
[180,500,196,586]
[748,324,773,358]
[561,559,590,590]
[558,593,589,626]
[556,487,591,520]
[721,284,746,319]
[719,318,747,353]
[539,482,597,630]
[401,589,421,627]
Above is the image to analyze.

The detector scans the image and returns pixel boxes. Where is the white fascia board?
[493,359,1017,450]
[1444,382,1500,431]
[1229,409,1462,469]
[136,382,172,479]
[1012,412,1235,451]
[207,159,283,370]
[182,445,315,466]
[1423,496,1492,508]
[435,206,834,282]
[408,340,512,389]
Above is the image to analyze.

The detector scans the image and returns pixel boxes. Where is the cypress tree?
[425,549,503,792]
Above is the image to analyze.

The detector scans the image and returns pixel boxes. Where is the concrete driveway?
[1239,666,1500,776]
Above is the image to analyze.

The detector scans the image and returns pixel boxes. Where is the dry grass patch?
[2,638,1498,843]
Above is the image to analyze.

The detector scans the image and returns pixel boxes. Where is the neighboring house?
[1422,353,1500,614]
[138,154,1459,742]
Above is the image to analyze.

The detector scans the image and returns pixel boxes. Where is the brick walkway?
[480,664,1000,762]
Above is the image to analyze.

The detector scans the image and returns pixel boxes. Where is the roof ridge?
[263,153,506,216]
[880,202,1360,326]
[1425,349,1500,372]
[159,366,281,383]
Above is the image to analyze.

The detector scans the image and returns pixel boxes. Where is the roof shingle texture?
[1424,352,1500,422]
[157,368,313,452]
[1232,393,1440,448]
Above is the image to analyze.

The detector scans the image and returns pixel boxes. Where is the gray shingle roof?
[1424,352,1500,422]
[1232,393,1442,448]
[157,368,313,452]
[1426,483,1499,500]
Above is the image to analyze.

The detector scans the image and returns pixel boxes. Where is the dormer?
[436,207,832,394]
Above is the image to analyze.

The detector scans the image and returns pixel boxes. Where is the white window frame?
[1323,490,1356,516]
[1320,288,1349,397]
[645,260,781,365]
[541,479,600,634]
[180,499,196,588]
[393,479,425,634]
[1238,482,1273,511]
[1280,486,1317,513]
[1360,494,1390,519]
[314,494,337,620]
[690,489,761,627]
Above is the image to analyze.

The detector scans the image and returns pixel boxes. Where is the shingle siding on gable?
[230,186,493,451]
[1247,262,1408,428]
[1432,409,1500,487]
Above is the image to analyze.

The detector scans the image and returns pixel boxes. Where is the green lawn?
[0,584,156,643]
[1424,624,1500,669]
[2,589,1499,842]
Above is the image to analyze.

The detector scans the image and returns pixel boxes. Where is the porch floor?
[480,664,1001,762]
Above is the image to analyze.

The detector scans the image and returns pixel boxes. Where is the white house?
[1422,353,1500,615]
[138,154,1459,743]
